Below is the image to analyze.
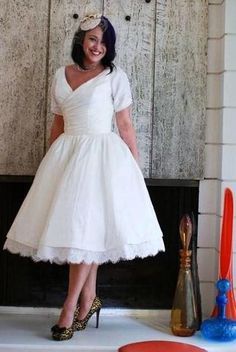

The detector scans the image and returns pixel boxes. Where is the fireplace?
[0,178,199,309]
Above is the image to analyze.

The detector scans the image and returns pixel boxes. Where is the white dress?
[3,66,165,264]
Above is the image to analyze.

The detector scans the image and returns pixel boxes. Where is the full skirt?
[4,132,165,264]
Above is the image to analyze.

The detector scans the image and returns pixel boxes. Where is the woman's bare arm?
[49,114,64,146]
[116,107,139,162]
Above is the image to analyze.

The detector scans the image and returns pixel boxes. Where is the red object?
[211,188,236,319]
[118,340,207,352]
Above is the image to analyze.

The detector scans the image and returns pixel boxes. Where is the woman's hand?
[116,107,139,163]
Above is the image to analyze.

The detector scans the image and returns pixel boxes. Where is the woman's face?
[82,26,107,66]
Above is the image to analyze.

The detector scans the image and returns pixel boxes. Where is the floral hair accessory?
[80,14,103,31]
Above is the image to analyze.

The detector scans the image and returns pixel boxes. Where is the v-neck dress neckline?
[63,66,109,93]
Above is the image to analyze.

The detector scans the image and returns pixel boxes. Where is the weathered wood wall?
[152,0,208,178]
[0,0,208,179]
[104,0,156,176]
[0,0,49,174]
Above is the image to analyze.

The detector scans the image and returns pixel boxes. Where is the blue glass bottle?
[201,279,236,341]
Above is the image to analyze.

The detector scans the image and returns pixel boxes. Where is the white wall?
[198,0,236,315]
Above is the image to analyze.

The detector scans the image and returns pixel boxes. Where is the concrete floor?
[0,308,235,351]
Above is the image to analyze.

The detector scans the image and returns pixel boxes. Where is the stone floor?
[0,308,235,351]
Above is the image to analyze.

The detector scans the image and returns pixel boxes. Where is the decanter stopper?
[170,214,198,336]
[179,214,192,251]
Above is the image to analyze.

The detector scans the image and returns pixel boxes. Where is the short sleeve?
[111,67,132,112]
[51,69,63,115]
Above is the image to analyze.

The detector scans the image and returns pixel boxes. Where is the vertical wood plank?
[46,0,103,143]
[104,0,156,177]
[152,0,208,179]
[0,0,49,175]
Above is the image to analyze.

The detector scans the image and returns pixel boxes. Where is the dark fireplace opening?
[0,178,199,309]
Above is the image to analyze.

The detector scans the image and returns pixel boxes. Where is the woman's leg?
[78,263,99,320]
[57,263,92,327]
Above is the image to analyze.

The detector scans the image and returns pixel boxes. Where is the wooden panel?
[46,0,103,143]
[152,0,208,179]
[104,0,156,177]
[0,0,49,175]
[0,0,208,178]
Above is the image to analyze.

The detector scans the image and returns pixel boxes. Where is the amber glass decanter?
[170,214,198,336]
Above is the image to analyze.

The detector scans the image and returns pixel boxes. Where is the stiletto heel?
[73,296,102,331]
[96,308,101,328]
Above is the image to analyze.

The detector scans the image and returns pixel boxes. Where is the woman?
[3,14,165,341]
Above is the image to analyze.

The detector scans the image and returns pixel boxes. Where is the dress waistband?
[64,127,111,136]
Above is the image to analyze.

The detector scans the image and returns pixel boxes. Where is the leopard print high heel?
[51,304,79,341]
[73,296,102,331]
[51,324,74,341]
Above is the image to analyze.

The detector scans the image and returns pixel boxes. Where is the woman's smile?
[90,49,103,56]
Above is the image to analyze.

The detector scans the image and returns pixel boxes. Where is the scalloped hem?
[3,238,165,265]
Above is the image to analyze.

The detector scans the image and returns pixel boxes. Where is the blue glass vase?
[201,279,236,341]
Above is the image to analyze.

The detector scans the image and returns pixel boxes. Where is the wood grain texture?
[0,0,49,174]
[152,0,208,179]
[46,0,103,144]
[104,0,156,177]
[0,0,208,179]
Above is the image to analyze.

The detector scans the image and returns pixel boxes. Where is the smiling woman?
[3,14,165,341]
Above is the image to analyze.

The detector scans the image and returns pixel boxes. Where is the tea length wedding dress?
[3,66,165,264]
